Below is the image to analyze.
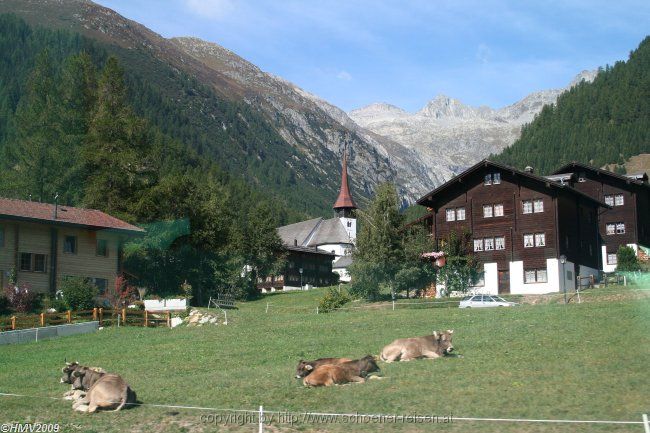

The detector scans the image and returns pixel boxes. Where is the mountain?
[0,0,427,212]
[494,37,650,174]
[349,70,597,183]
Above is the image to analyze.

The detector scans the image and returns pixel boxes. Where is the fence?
[264,299,461,315]
[0,307,172,332]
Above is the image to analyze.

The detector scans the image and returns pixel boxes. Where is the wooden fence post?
[67,310,72,324]
[93,308,97,321]
[122,308,126,325]
[11,316,16,330]
[144,310,148,327]
[166,311,171,328]
[99,308,103,326]
[40,313,45,327]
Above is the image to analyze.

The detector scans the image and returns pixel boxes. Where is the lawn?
[0,287,649,433]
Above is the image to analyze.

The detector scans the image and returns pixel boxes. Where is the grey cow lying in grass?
[60,362,137,413]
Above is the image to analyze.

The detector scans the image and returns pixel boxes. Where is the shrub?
[104,275,137,310]
[3,284,37,313]
[617,245,641,272]
[318,287,351,313]
[0,294,10,315]
[59,277,98,310]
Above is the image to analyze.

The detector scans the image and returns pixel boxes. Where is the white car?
[458,294,516,308]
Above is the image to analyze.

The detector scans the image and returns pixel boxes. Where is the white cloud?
[336,70,352,81]
[476,43,491,64]
[184,0,234,19]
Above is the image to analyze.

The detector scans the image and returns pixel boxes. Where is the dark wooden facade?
[257,246,335,291]
[417,161,606,292]
[552,163,650,266]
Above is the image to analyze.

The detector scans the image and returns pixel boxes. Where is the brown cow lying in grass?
[295,357,352,379]
[380,330,454,362]
[303,355,380,387]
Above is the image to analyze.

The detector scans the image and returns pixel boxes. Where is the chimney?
[294,239,298,246]
[525,166,534,174]
[53,193,59,219]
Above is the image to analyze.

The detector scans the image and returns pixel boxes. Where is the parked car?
[459,294,517,308]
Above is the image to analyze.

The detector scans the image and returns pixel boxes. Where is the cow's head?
[434,329,454,355]
[359,355,380,375]
[295,360,315,379]
[60,361,80,384]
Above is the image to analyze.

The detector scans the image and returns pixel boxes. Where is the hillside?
[494,37,650,174]
[0,0,431,210]
[349,71,596,183]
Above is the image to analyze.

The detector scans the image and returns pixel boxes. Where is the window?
[64,235,77,254]
[614,194,624,206]
[483,205,493,218]
[484,174,492,185]
[522,200,533,214]
[91,278,108,295]
[604,195,614,206]
[616,223,625,234]
[495,236,505,250]
[484,238,495,251]
[456,207,466,221]
[473,239,484,252]
[493,172,501,184]
[20,253,32,271]
[607,253,617,265]
[494,204,504,217]
[446,208,456,222]
[533,199,544,213]
[606,223,616,235]
[347,221,352,227]
[33,254,46,273]
[96,239,108,257]
[524,234,534,248]
[525,269,548,283]
[472,272,485,286]
[535,233,546,247]
[578,172,586,182]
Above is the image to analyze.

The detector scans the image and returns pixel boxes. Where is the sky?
[95,0,650,112]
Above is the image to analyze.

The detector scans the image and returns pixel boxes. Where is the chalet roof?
[333,151,357,210]
[286,244,336,257]
[416,159,610,209]
[552,161,650,189]
[277,217,352,248]
[333,255,353,269]
[0,197,144,234]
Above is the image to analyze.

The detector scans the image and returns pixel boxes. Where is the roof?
[277,217,352,248]
[416,159,611,209]
[286,245,336,257]
[552,162,650,189]
[0,197,144,234]
[333,255,353,268]
[333,150,357,210]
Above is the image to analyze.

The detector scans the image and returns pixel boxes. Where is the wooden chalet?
[416,160,610,295]
[550,162,650,271]
[0,197,144,295]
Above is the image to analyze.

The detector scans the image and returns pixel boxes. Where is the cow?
[380,330,454,362]
[295,357,353,379]
[70,368,137,413]
[303,355,380,387]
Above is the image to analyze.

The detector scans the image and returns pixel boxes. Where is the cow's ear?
[432,331,439,338]
[305,365,313,371]
[447,329,454,334]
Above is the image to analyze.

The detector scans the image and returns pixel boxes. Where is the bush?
[59,277,98,311]
[0,294,10,315]
[3,284,37,313]
[617,245,641,272]
[318,287,351,313]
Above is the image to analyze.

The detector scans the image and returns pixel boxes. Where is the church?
[257,151,358,292]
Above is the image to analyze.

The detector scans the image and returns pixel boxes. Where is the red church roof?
[0,197,144,234]
[333,150,357,210]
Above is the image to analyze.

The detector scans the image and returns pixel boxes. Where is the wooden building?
[257,245,336,293]
[416,160,609,295]
[0,197,144,295]
[550,162,650,272]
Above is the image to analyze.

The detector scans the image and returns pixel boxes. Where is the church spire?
[333,145,357,216]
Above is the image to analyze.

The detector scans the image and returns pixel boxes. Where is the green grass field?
[1,287,649,433]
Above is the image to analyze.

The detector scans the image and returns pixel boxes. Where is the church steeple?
[333,145,357,218]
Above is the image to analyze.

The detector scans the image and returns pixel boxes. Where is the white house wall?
[509,258,575,295]
[317,244,350,257]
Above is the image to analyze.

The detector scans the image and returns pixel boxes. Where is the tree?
[616,245,641,272]
[437,230,480,296]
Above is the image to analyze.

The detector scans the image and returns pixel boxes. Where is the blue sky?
[95,0,649,112]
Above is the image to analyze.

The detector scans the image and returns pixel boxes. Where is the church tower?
[333,147,357,241]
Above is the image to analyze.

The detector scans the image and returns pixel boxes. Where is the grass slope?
[0,288,649,432]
